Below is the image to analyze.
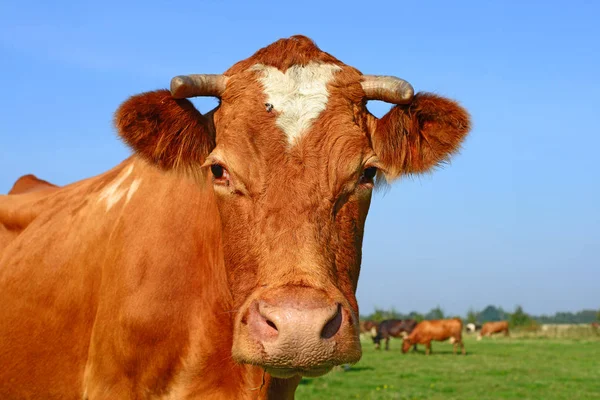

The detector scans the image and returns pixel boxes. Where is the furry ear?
[115,89,215,171]
[371,93,470,179]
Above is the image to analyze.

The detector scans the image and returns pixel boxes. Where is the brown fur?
[225,35,345,74]
[372,93,471,178]
[115,90,215,172]
[479,321,510,337]
[8,174,58,195]
[402,319,466,355]
[0,36,470,399]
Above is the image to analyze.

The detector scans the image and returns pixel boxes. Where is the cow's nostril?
[266,319,278,332]
[321,304,343,339]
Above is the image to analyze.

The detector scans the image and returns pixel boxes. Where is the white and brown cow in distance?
[0,36,470,399]
[466,322,482,333]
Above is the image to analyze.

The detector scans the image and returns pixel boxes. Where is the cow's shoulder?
[0,158,140,259]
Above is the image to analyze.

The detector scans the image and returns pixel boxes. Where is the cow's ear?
[371,93,470,179]
[115,89,215,171]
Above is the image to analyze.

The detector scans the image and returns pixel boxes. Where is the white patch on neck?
[251,62,341,146]
[126,178,142,203]
[97,164,140,211]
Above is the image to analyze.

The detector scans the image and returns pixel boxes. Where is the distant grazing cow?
[477,321,510,340]
[360,320,378,337]
[373,319,418,350]
[466,322,482,333]
[0,35,470,398]
[8,174,57,195]
[402,319,465,355]
[591,322,599,329]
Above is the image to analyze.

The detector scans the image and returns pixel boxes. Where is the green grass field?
[296,336,600,399]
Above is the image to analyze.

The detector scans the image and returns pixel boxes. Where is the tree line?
[361,306,600,328]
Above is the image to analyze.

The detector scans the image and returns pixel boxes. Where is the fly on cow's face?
[265,103,274,112]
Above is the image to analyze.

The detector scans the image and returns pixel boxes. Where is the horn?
[170,74,229,99]
[361,75,414,104]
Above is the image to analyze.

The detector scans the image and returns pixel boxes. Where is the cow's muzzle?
[232,287,361,377]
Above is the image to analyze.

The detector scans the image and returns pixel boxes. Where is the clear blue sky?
[1,0,598,316]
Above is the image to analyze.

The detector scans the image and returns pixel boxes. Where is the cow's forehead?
[250,62,342,146]
[215,35,367,167]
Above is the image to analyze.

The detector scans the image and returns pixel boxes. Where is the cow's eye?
[360,167,377,185]
[211,164,224,178]
[211,164,230,185]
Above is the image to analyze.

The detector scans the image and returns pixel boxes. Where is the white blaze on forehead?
[251,62,342,146]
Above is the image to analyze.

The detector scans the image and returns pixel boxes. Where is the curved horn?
[361,75,414,104]
[170,74,229,99]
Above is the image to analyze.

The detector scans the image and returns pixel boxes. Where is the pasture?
[296,335,600,399]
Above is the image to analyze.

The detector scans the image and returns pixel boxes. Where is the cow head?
[372,333,382,349]
[401,338,413,353]
[115,36,470,378]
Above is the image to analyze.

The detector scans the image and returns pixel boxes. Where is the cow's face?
[209,61,375,376]
[372,334,382,347]
[116,36,470,378]
[402,338,412,353]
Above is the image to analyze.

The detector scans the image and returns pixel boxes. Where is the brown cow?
[8,174,58,194]
[592,322,600,329]
[0,36,470,399]
[402,318,466,355]
[477,321,510,340]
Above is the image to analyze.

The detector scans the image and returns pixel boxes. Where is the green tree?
[534,309,598,324]
[480,305,504,322]
[366,308,386,322]
[389,307,402,320]
[425,306,445,320]
[364,307,406,322]
[510,305,537,328]
[467,308,479,324]
[408,311,424,322]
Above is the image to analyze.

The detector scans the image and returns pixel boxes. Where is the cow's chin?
[232,344,361,379]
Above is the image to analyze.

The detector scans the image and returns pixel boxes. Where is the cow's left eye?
[211,164,231,186]
[360,167,377,185]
